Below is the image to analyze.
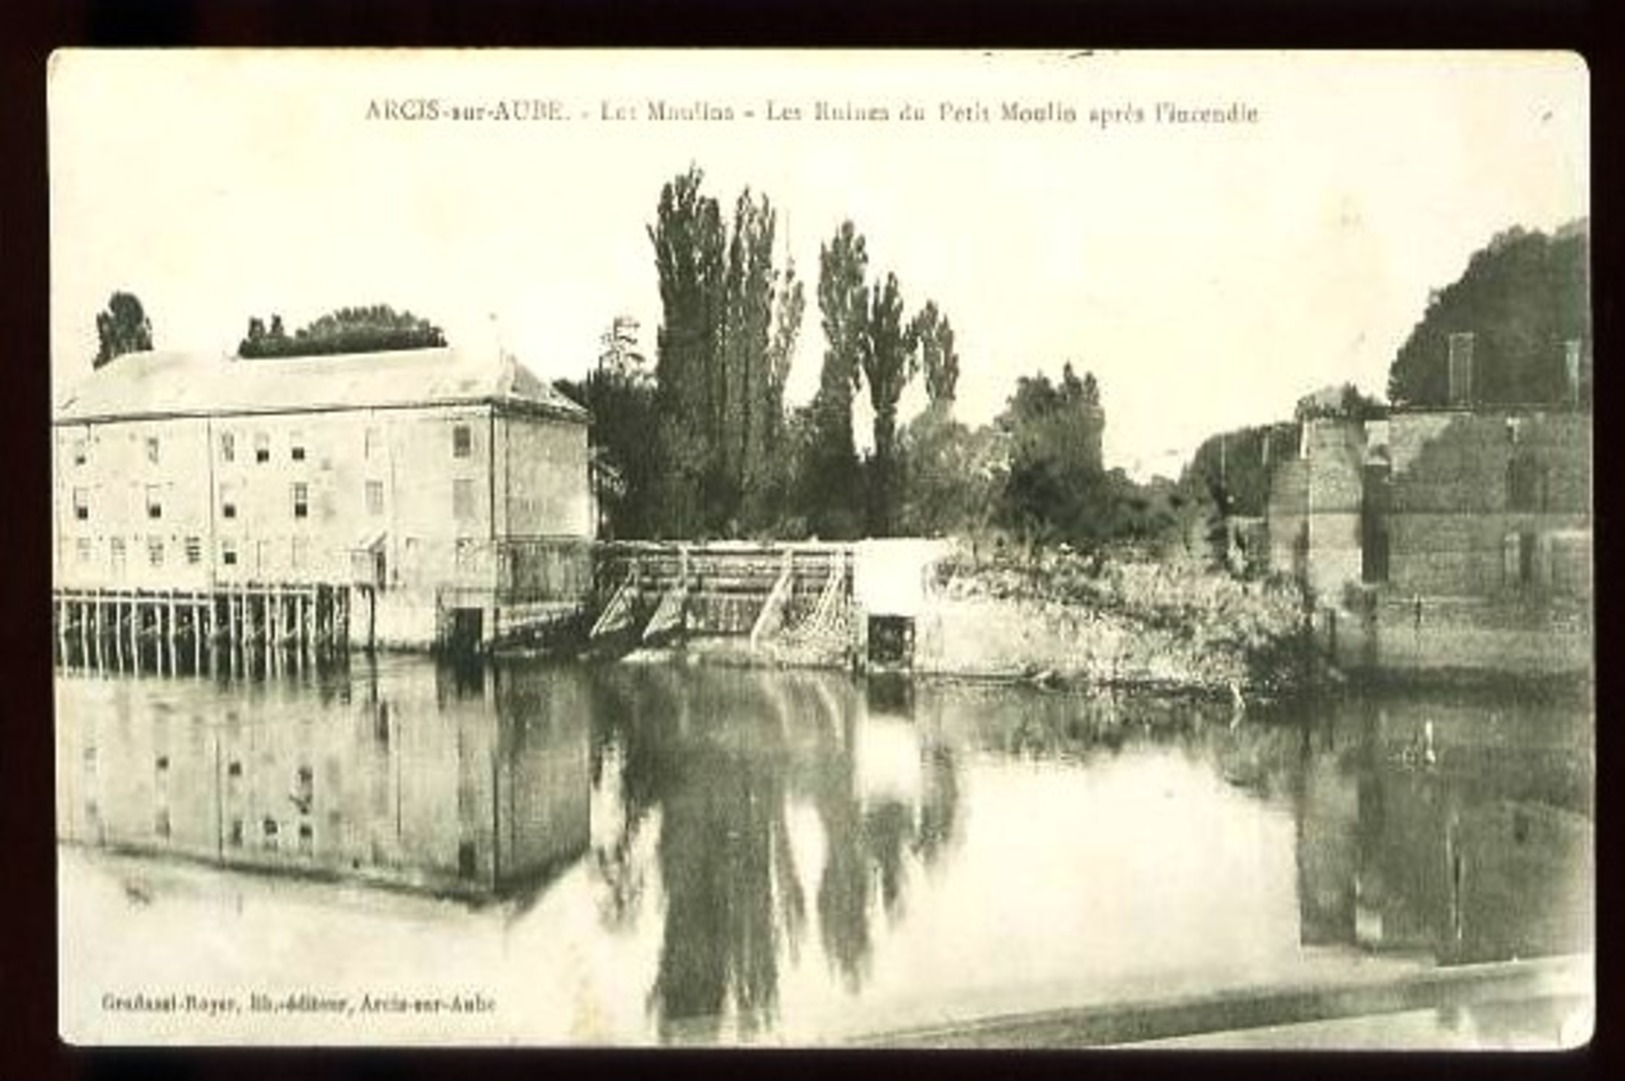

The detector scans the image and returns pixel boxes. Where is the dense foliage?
[92,291,154,368]
[1386,220,1590,408]
[648,168,805,537]
[238,305,447,357]
[558,317,662,540]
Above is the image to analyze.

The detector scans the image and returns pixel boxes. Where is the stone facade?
[52,347,592,650]
[1265,418,1367,604]
[1264,405,1592,675]
[1386,410,1591,599]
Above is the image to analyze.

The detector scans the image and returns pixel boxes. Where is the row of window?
[70,436,164,468]
[73,535,314,570]
[72,534,487,572]
[68,423,478,471]
[72,479,478,522]
[218,424,476,463]
[221,431,303,465]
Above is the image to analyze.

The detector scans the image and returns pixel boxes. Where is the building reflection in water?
[1292,692,1593,967]
[56,659,591,900]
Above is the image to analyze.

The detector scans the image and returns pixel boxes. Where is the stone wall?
[1387,410,1591,598]
[1265,418,1367,601]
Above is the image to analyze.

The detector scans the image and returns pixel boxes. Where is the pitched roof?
[53,346,587,425]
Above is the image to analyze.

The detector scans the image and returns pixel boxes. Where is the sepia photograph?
[48,49,1592,1049]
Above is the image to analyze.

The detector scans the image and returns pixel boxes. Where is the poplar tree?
[808,221,870,539]
[859,272,915,536]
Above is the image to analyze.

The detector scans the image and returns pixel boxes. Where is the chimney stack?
[1447,332,1475,407]
[1564,339,1582,406]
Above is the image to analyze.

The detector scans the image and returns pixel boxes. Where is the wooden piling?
[78,599,89,673]
[167,592,178,677]
[268,589,279,677]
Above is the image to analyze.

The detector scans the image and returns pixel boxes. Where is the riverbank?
[641,546,1315,698]
[914,550,1311,698]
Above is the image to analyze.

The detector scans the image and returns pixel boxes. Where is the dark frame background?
[2,2,1616,1077]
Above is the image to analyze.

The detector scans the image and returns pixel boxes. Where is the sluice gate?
[590,542,856,644]
[588,539,946,670]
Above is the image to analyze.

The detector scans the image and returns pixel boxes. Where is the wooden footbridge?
[588,541,863,664]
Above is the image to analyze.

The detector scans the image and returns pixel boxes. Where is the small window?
[453,424,472,458]
[72,487,89,521]
[145,484,163,520]
[185,536,202,565]
[221,484,237,520]
[290,432,306,462]
[109,536,126,572]
[221,432,236,462]
[292,482,309,519]
[291,536,309,569]
[145,436,161,464]
[254,432,270,464]
[364,426,382,459]
[72,439,87,467]
[455,537,478,569]
[366,480,384,516]
[148,536,164,567]
[75,538,92,565]
[452,478,475,520]
[222,539,238,566]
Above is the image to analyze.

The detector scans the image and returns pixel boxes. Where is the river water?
[54,655,1593,1047]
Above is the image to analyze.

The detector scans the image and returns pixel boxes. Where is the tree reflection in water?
[587,665,963,1042]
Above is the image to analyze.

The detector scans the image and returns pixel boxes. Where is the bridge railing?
[593,541,853,601]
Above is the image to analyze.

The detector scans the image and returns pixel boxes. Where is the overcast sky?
[49,50,1587,479]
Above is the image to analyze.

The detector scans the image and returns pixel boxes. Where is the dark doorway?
[1361,463,1391,584]
[447,607,484,655]
[868,615,915,670]
[1518,532,1537,586]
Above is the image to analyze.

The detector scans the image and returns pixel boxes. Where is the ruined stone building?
[1265,334,1592,674]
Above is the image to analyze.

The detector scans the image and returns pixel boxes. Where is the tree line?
[86,198,1585,560]
[565,165,1188,551]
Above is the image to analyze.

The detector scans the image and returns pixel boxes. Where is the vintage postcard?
[50,49,1592,1048]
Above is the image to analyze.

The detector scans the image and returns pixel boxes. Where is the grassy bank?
[926,547,1312,697]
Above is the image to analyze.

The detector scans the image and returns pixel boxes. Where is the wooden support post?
[206,596,219,678]
[228,595,239,679]
[167,592,178,678]
[132,598,143,677]
[192,602,203,674]
[78,600,90,673]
